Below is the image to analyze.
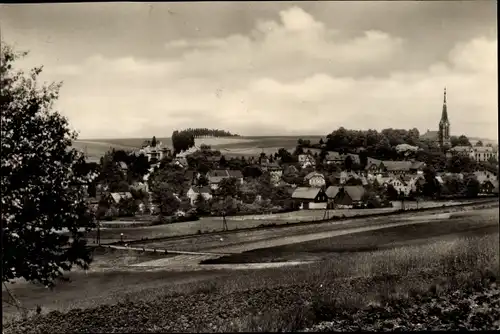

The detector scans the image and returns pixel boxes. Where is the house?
[410,161,426,173]
[324,151,343,165]
[109,192,133,205]
[206,169,244,190]
[365,158,383,173]
[343,153,361,165]
[186,186,213,205]
[325,186,341,208]
[262,162,284,185]
[471,146,497,162]
[380,161,413,175]
[291,187,328,210]
[479,180,496,194]
[334,186,366,208]
[449,146,475,158]
[139,140,172,162]
[386,176,412,196]
[283,164,299,175]
[339,171,363,185]
[298,154,316,169]
[304,172,326,188]
[173,157,188,168]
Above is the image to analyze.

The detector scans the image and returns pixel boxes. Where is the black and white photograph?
[1,1,499,332]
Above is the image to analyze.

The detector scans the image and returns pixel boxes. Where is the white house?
[186,186,213,205]
[386,176,412,196]
[139,140,172,162]
[304,172,326,188]
[298,154,316,169]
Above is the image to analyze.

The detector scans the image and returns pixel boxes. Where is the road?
[128,206,498,270]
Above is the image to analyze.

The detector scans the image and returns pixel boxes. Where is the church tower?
[438,87,451,149]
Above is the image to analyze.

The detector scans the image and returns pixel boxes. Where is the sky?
[1,2,497,140]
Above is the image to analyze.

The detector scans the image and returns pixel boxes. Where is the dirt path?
[132,206,498,269]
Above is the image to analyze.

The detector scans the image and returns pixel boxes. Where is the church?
[420,88,451,150]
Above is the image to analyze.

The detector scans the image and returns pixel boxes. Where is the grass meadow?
[3,207,499,332]
[72,135,323,159]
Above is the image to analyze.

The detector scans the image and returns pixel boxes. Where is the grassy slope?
[3,209,499,332]
[202,209,498,264]
[72,135,323,159]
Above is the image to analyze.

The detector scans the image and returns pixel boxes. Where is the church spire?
[440,87,449,124]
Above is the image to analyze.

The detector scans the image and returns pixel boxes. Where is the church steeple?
[440,87,449,124]
[438,87,451,150]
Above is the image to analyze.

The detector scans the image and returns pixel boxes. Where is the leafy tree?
[171,130,195,154]
[475,140,483,147]
[215,177,239,198]
[128,153,150,182]
[242,165,263,178]
[194,194,211,215]
[344,155,354,171]
[219,155,227,168]
[423,167,440,198]
[256,172,274,200]
[148,165,187,196]
[385,184,399,201]
[117,197,138,217]
[276,148,296,163]
[465,177,480,198]
[151,184,180,216]
[197,174,209,187]
[2,45,95,287]
[319,138,324,145]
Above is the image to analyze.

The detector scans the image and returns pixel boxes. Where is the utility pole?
[222,210,228,231]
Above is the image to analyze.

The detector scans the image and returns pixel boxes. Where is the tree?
[386,184,399,201]
[171,130,195,154]
[215,177,239,198]
[194,194,211,215]
[344,155,354,171]
[117,197,138,217]
[475,140,483,147]
[2,45,95,287]
[152,184,180,216]
[465,177,480,198]
[151,136,157,147]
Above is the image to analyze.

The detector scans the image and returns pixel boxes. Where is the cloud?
[27,6,496,140]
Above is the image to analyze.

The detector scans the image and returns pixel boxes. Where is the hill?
[73,135,324,159]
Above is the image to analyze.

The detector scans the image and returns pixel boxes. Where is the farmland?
[3,205,499,332]
[72,135,323,159]
[85,198,490,244]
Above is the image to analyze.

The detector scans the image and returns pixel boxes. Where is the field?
[85,199,486,244]
[3,206,499,332]
[72,135,323,159]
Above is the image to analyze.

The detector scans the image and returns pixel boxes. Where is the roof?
[227,170,244,178]
[109,192,133,204]
[291,187,322,200]
[325,151,342,160]
[85,156,101,164]
[367,157,382,165]
[261,162,281,169]
[435,176,444,184]
[343,186,365,201]
[410,161,426,170]
[304,172,324,181]
[474,146,495,153]
[382,161,413,171]
[420,130,439,140]
[325,186,340,198]
[450,146,473,152]
[191,186,211,194]
[208,169,243,178]
[118,161,128,170]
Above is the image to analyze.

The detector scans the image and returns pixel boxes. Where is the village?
[84,124,499,225]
